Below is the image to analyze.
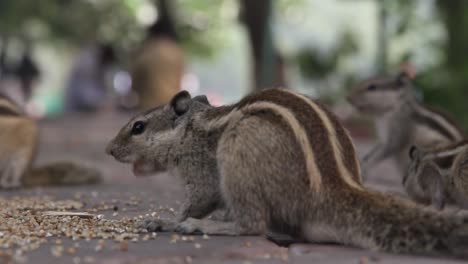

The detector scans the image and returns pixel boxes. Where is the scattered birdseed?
[95,240,106,252]
[67,247,77,254]
[170,234,180,244]
[0,196,144,257]
[359,256,369,264]
[42,211,95,218]
[51,245,64,257]
[13,253,28,263]
[83,256,96,263]
[119,241,129,251]
[281,254,288,261]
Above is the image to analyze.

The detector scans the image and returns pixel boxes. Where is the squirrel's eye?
[131,121,146,135]
[367,84,377,91]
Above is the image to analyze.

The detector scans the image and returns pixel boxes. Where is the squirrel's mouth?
[132,159,165,177]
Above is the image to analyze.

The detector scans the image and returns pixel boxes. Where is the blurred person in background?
[130,0,184,110]
[15,41,41,102]
[0,36,40,106]
[64,42,116,112]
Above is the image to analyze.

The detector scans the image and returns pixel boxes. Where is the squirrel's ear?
[170,90,192,116]
[409,145,420,160]
[193,95,210,105]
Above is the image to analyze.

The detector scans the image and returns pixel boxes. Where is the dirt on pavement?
[0,110,464,264]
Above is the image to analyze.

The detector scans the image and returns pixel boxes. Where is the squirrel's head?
[404,145,446,209]
[404,145,442,187]
[106,90,211,176]
[347,72,412,116]
[405,145,424,185]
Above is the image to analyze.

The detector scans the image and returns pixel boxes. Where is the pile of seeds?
[0,195,152,261]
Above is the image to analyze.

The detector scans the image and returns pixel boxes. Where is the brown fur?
[347,72,464,180]
[108,89,468,257]
[405,141,468,210]
[0,97,101,188]
[22,161,101,187]
[0,97,38,188]
[424,105,465,138]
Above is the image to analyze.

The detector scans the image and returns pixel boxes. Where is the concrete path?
[0,110,464,264]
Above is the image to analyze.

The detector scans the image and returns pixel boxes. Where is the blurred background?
[0,0,467,127]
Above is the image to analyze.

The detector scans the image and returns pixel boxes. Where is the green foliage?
[277,0,306,15]
[415,66,468,130]
[0,0,307,59]
[173,0,306,59]
[0,0,141,50]
[296,30,358,80]
[382,0,417,37]
[414,0,468,129]
[173,0,238,58]
[0,0,238,58]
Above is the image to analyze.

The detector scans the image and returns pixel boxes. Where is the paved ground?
[1,109,466,264]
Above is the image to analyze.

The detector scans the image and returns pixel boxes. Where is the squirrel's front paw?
[140,218,170,232]
[175,218,204,235]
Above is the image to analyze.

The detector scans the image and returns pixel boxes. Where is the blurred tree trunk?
[435,0,468,126]
[436,0,468,98]
[437,0,468,73]
[0,34,8,77]
[239,0,286,91]
[376,0,389,74]
[152,0,178,41]
[131,0,183,110]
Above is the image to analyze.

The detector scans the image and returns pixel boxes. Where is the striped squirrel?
[0,94,101,188]
[404,141,468,210]
[347,72,464,180]
[107,89,468,256]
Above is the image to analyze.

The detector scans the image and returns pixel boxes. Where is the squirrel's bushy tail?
[323,189,468,258]
[22,161,102,187]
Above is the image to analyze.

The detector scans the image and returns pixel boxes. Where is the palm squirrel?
[0,93,101,188]
[404,140,468,210]
[347,72,464,180]
[108,89,468,256]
